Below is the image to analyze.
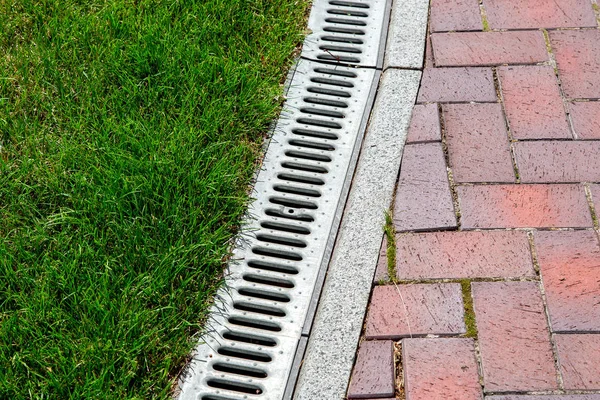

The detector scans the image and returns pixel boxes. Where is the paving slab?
[403,338,483,400]
[472,281,558,392]
[569,101,600,139]
[430,0,482,32]
[406,104,441,144]
[555,334,600,390]
[365,283,465,339]
[417,67,496,103]
[488,396,600,400]
[347,340,395,399]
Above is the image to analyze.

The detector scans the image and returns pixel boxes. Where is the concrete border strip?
[384,0,430,70]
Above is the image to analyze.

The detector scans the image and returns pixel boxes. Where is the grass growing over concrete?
[0,0,308,398]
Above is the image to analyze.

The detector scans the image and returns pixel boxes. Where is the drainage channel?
[177,1,390,399]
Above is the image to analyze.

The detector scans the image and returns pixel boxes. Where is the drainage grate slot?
[218,347,274,362]
[233,302,286,317]
[213,363,268,379]
[310,77,354,88]
[320,36,364,45]
[273,185,322,198]
[328,0,370,8]
[325,17,367,26]
[256,233,307,248]
[277,173,325,186]
[285,150,332,162]
[281,161,328,174]
[319,45,362,54]
[306,86,351,98]
[260,221,311,235]
[327,8,369,17]
[206,379,263,395]
[247,260,299,275]
[269,197,319,210]
[313,67,357,78]
[243,274,295,288]
[252,246,303,261]
[288,140,335,151]
[202,396,236,400]
[292,127,339,140]
[227,317,282,333]
[322,26,365,35]
[238,287,292,302]
[222,331,278,347]
[303,97,348,108]
[296,117,342,129]
[264,208,315,222]
[300,107,345,118]
[317,54,361,63]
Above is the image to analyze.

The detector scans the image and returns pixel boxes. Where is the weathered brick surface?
[515,141,600,183]
[592,184,600,220]
[550,30,600,99]
[443,103,514,183]
[348,340,395,399]
[396,231,535,280]
[499,66,571,140]
[490,396,600,400]
[417,68,496,103]
[472,282,558,392]
[406,104,441,144]
[374,235,389,282]
[430,0,482,32]
[555,334,600,390]
[570,101,600,139]
[483,0,597,29]
[403,338,482,400]
[534,231,600,332]
[457,184,592,229]
[365,284,465,339]
[425,35,434,69]
[393,143,457,232]
[432,32,548,67]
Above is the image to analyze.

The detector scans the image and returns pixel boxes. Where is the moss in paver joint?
[479,0,491,32]
[384,211,398,283]
[460,280,478,338]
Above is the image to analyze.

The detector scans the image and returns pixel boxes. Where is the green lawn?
[0,0,308,398]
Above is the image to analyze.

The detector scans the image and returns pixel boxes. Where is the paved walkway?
[347,1,600,399]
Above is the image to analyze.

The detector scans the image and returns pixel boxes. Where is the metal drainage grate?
[301,0,390,68]
[177,0,389,398]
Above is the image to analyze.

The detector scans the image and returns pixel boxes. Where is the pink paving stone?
[482,0,597,29]
[425,35,434,69]
[403,338,483,400]
[490,396,600,400]
[432,31,548,67]
[406,104,441,144]
[570,101,600,139]
[534,231,600,332]
[443,103,515,183]
[417,68,496,103]
[457,184,592,229]
[499,65,571,139]
[365,284,465,339]
[430,0,483,32]
[348,340,395,399]
[374,235,389,282]
[550,30,600,99]
[555,334,600,390]
[515,141,600,183]
[396,230,535,280]
[472,281,558,392]
[393,143,457,232]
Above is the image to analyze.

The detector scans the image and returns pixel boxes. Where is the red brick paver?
[348,340,395,399]
[374,235,389,282]
[570,101,600,139]
[432,31,548,67]
[365,284,465,339]
[406,104,441,144]
[534,231,600,332]
[430,0,482,32]
[555,334,600,390]
[443,103,515,183]
[482,0,597,29]
[393,143,457,232]
[457,184,592,229]
[472,282,558,392]
[499,66,571,140]
[550,30,600,99]
[403,338,482,400]
[396,231,535,280]
[515,141,600,183]
[490,396,600,400]
[417,67,496,103]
